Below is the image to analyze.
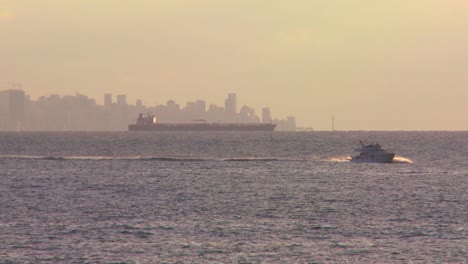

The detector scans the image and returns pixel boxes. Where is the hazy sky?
[1,1,468,130]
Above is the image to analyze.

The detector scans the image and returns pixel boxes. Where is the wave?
[0,155,294,162]
[0,155,209,162]
[222,158,281,162]
[0,154,414,164]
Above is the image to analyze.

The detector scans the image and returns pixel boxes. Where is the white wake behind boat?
[351,141,395,163]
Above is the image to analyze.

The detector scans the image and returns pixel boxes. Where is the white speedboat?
[351,141,395,163]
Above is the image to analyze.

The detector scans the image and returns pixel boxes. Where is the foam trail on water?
[327,156,352,162]
[393,155,414,163]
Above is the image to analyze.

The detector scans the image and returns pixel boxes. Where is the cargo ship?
[128,114,276,131]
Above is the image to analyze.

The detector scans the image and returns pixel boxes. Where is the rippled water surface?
[0,131,467,263]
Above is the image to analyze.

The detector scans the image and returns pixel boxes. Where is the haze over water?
[2,1,468,130]
[1,131,466,263]
[1,1,467,263]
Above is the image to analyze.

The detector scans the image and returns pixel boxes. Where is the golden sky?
[1,0,468,130]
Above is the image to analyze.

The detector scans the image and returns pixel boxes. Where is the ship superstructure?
[351,141,396,163]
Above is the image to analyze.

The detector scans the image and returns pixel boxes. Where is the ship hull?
[129,123,276,131]
[351,153,395,163]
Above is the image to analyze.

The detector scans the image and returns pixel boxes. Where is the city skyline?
[0,89,296,131]
[2,1,468,130]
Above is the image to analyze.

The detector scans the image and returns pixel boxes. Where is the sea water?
[0,131,466,263]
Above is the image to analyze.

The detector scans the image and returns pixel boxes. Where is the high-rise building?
[104,94,112,108]
[196,100,206,113]
[166,100,180,111]
[0,89,25,130]
[0,91,8,129]
[287,116,296,131]
[185,100,206,119]
[116,94,127,106]
[262,107,271,124]
[136,99,142,108]
[224,93,237,114]
[240,105,259,123]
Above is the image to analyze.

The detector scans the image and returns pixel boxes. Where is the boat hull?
[351,153,395,163]
[128,123,276,132]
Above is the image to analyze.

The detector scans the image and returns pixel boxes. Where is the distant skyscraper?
[208,104,223,112]
[0,89,25,130]
[224,93,237,114]
[196,100,206,113]
[116,94,126,106]
[287,116,296,131]
[104,94,112,107]
[166,100,180,111]
[184,100,206,119]
[262,107,271,124]
[136,99,142,108]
